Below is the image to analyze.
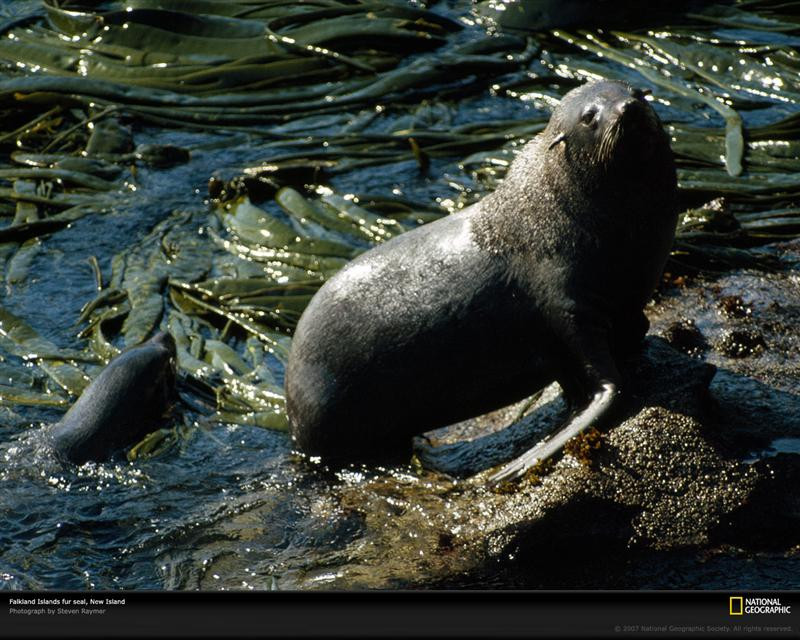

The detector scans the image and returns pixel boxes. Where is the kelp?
[5,238,41,285]
[0,307,91,400]
[0,17,531,143]
[669,241,780,274]
[0,356,68,408]
[0,0,521,296]
[689,3,800,32]
[0,205,99,244]
[71,207,294,430]
[0,0,465,111]
[209,185,445,285]
[79,209,211,348]
[475,1,800,186]
[166,311,289,431]
[169,281,296,352]
[207,117,547,202]
[0,0,799,441]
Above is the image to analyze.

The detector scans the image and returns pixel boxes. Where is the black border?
[3,590,799,638]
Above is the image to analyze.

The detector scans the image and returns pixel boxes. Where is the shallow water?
[1,0,799,591]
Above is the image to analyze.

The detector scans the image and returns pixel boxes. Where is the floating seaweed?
[0,0,799,441]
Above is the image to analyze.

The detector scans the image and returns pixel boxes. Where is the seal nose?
[150,331,176,356]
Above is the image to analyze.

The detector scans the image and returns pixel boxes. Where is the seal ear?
[548,132,566,150]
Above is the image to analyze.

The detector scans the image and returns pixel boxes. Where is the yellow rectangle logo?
[730,597,744,616]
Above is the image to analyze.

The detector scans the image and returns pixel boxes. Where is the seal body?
[286,80,678,470]
[49,332,176,464]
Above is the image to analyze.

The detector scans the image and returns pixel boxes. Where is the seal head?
[49,331,177,464]
[548,82,662,168]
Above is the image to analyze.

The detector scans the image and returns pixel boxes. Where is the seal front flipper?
[488,322,622,484]
[488,380,618,484]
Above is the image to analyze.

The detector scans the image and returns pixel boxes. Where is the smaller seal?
[49,331,176,464]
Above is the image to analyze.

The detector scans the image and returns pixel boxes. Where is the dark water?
[1,0,799,591]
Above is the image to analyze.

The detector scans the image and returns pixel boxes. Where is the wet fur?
[286,80,678,465]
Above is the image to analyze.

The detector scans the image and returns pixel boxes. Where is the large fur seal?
[49,331,176,464]
[285,80,678,481]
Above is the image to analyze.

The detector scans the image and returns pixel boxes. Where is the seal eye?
[581,108,597,126]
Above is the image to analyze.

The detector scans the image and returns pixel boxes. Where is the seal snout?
[613,92,658,136]
[615,97,640,117]
[149,331,176,357]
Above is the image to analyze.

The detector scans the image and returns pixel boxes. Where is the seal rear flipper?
[488,380,618,484]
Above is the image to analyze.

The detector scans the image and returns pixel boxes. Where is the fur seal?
[285,80,678,480]
[49,331,176,464]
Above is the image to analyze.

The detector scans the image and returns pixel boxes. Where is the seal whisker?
[548,132,567,150]
[608,122,619,160]
[595,129,608,164]
[597,119,622,165]
[596,125,610,163]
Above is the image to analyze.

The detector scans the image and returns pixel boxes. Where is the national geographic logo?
[730,596,792,616]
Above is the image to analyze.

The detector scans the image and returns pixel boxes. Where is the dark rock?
[718,295,752,319]
[194,330,798,590]
[661,318,708,357]
[208,161,334,204]
[85,118,133,156]
[620,336,715,415]
[135,144,190,169]
[207,173,280,204]
[715,329,767,358]
[413,336,715,478]
[412,385,568,478]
